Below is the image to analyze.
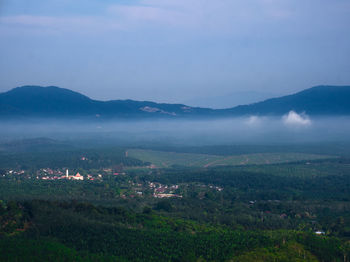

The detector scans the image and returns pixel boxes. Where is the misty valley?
[1,85,350,261]
[1,118,350,261]
[2,0,350,259]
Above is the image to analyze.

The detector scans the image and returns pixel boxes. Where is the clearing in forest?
[127,149,335,168]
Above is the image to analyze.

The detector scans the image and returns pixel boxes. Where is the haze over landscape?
[1,1,350,262]
[0,84,349,145]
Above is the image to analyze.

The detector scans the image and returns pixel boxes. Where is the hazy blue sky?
[0,0,350,107]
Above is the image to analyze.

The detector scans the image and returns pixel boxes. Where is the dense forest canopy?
[1,142,350,261]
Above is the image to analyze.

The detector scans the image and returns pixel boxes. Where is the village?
[3,167,108,181]
[148,182,182,198]
[1,166,226,201]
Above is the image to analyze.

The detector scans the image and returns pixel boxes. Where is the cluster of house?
[64,170,84,180]
[6,170,25,175]
[4,167,104,181]
[208,185,224,191]
[41,169,84,180]
[3,166,112,182]
[149,182,182,198]
[153,193,182,198]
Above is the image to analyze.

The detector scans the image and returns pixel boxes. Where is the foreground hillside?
[0,200,346,262]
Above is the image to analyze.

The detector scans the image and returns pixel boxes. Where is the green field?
[127,149,336,168]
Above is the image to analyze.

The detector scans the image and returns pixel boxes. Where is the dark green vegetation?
[1,85,350,119]
[1,143,350,261]
[0,200,349,262]
[0,147,142,170]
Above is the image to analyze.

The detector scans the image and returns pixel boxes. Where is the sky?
[0,0,350,108]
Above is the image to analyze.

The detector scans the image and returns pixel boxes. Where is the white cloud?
[0,15,122,35]
[1,0,348,38]
[107,5,187,26]
[106,0,295,33]
[283,111,311,127]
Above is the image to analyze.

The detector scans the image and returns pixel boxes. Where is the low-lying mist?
[1,112,350,146]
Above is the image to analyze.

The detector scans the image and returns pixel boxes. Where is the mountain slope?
[0,85,214,119]
[227,85,350,116]
[0,85,350,119]
[0,86,96,116]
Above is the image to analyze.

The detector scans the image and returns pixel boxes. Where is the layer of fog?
[1,111,350,146]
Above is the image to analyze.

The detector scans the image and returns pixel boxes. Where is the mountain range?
[0,85,349,119]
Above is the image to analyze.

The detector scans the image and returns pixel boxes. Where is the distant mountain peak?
[0,85,214,119]
[0,85,349,119]
[228,85,350,116]
[7,85,91,98]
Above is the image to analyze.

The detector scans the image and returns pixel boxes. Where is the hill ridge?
[0,85,350,118]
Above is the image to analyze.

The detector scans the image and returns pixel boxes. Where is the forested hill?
[227,85,350,116]
[0,85,215,119]
[0,85,350,119]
